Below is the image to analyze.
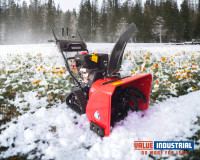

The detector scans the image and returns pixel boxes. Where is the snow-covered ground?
[0,43,200,159]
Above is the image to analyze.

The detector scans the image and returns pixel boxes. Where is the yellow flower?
[35,80,41,84]
[192,62,196,65]
[161,57,166,62]
[153,63,158,68]
[32,80,41,84]
[182,63,186,65]
[131,71,135,75]
[146,55,150,59]
[59,70,66,74]
[191,55,194,58]
[53,85,56,88]
[191,67,197,70]
[58,74,62,77]
[51,71,58,74]
[154,80,159,85]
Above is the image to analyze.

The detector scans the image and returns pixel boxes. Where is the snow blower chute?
[51,24,152,137]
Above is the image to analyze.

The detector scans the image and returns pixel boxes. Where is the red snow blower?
[50,24,152,137]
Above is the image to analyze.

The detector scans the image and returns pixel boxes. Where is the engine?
[74,52,108,86]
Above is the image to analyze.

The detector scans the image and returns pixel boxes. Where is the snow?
[0,91,200,159]
[0,43,200,159]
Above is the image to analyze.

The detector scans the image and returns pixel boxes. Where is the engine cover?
[74,53,108,85]
[74,53,108,71]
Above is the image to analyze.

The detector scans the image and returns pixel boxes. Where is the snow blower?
[50,24,152,137]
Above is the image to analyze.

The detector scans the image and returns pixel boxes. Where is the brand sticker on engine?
[91,53,98,63]
[111,81,124,85]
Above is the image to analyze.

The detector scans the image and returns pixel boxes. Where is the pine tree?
[21,1,30,42]
[142,0,155,42]
[70,9,78,35]
[128,1,142,42]
[99,0,108,42]
[91,0,99,42]
[180,0,192,41]
[193,12,200,39]
[78,0,92,41]
[46,0,56,35]
[0,0,2,43]
[107,0,121,42]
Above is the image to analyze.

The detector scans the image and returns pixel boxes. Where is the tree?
[99,0,108,42]
[0,0,200,43]
[128,1,142,42]
[78,0,92,41]
[161,0,180,41]
[107,0,121,42]
[91,0,99,42]
[180,0,192,41]
[0,0,3,43]
[152,16,167,43]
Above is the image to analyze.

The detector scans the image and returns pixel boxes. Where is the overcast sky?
[54,0,184,11]
[53,0,83,11]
